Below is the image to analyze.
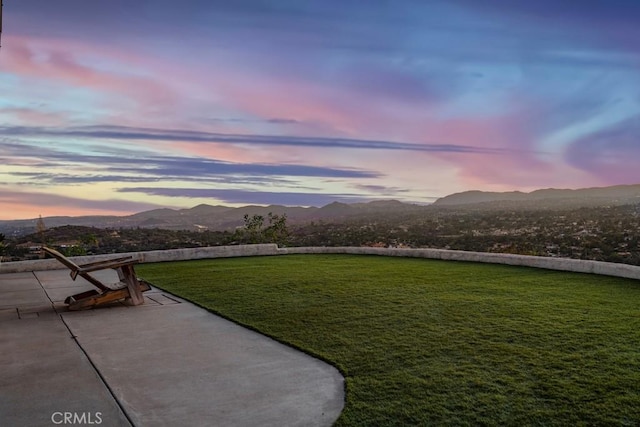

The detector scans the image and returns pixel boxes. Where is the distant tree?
[264,213,289,246]
[237,212,289,245]
[81,233,100,249]
[36,215,47,244]
[242,214,265,243]
[0,233,5,258]
[60,246,87,257]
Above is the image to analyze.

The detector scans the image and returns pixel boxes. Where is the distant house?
[54,241,81,249]
[17,242,42,253]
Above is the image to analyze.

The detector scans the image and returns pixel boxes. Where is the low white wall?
[2,244,639,281]
[0,244,280,273]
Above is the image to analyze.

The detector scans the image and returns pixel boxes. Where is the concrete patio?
[0,268,344,426]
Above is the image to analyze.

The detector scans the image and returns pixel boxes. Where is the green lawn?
[138,254,640,426]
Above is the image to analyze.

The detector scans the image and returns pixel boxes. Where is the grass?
[138,254,640,426]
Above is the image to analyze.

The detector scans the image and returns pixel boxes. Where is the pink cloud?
[2,35,433,141]
[2,35,347,135]
[215,76,360,135]
[564,118,640,186]
[0,189,168,220]
[397,103,607,190]
[167,141,271,164]
[1,35,178,113]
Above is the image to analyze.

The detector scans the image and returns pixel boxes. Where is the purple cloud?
[564,117,640,184]
[0,125,510,154]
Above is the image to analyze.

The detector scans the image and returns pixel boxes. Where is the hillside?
[432,184,640,209]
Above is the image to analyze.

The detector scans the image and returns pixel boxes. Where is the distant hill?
[0,200,422,237]
[432,184,640,209]
[3,184,640,238]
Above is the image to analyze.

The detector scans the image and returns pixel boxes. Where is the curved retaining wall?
[2,244,639,281]
[0,244,280,273]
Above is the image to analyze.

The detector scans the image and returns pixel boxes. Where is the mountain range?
[2,184,640,236]
[433,184,640,208]
[0,200,425,236]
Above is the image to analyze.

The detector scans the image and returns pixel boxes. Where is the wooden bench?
[42,247,150,310]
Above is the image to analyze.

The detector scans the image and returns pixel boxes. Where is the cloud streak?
[3,151,380,182]
[0,125,511,154]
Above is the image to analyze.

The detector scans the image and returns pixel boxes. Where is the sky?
[1,0,639,220]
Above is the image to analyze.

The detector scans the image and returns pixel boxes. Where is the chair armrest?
[78,256,134,270]
[78,258,139,274]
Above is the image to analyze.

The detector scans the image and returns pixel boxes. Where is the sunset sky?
[1,0,639,220]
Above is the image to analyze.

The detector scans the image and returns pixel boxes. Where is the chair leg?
[118,265,145,306]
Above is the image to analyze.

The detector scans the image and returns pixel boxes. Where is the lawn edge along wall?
[2,244,640,281]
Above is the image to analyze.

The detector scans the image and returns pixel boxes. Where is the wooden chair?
[42,247,150,310]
